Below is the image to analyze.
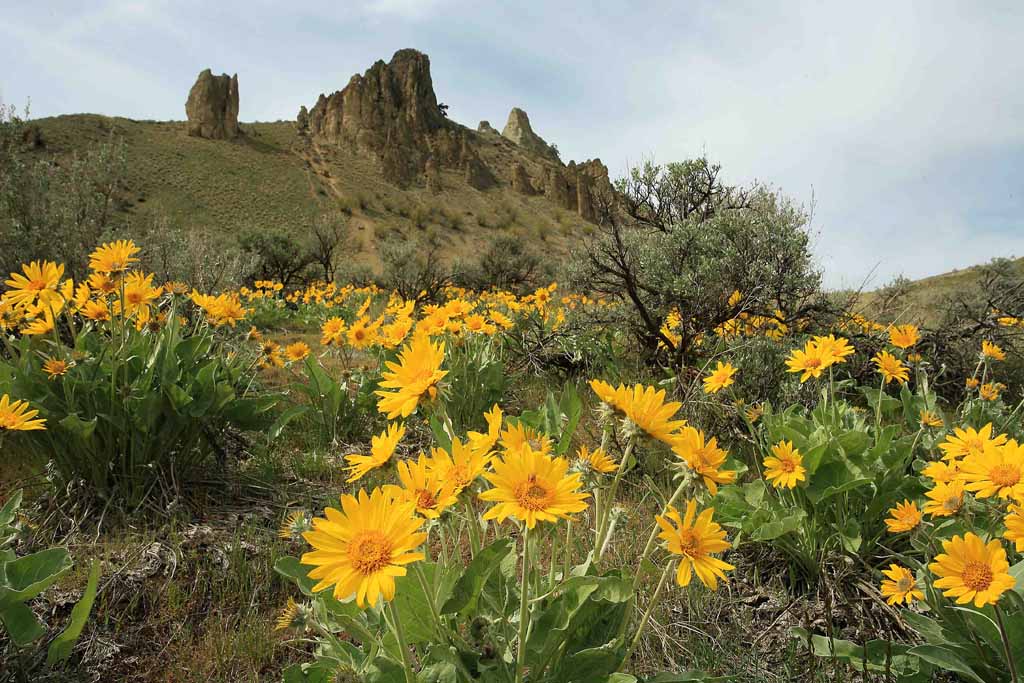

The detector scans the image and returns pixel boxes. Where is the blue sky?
[2,0,1022,288]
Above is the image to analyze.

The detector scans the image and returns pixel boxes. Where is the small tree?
[379,233,453,302]
[240,228,317,287]
[309,211,349,282]
[571,157,824,368]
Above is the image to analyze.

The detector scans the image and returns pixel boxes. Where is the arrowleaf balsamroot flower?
[576,444,617,474]
[0,394,47,431]
[42,358,70,379]
[499,421,553,457]
[958,439,1024,501]
[589,380,687,446]
[301,487,427,608]
[386,456,459,519]
[879,564,923,605]
[702,361,737,394]
[345,422,405,482]
[428,437,491,494]
[919,410,943,428]
[1005,504,1024,551]
[981,340,1006,361]
[479,447,589,529]
[671,426,737,495]
[888,324,919,349]
[885,500,923,533]
[656,500,734,590]
[763,440,806,489]
[284,341,311,362]
[812,334,855,365]
[938,423,1006,462]
[922,480,964,517]
[375,331,447,419]
[89,239,140,274]
[784,340,830,382]
[929,532,1016,607]
[466,404,502,455]
[872,350,909,384]
[4,260,66,312]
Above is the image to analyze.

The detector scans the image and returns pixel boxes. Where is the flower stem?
[633,478,688,591]
[622,560,673,666]
[595,437,635,560]
[994,604,1019,683]
[515,526,532,683]
[387,600,416,683]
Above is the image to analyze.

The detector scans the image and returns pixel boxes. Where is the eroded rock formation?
[501,108,558,161]
[185,70,240,139]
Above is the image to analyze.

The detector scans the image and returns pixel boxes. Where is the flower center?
[805,357,822,369]
[961,561,994,592]
[677,530,699,557]
[780,458,797,473]
[895,575,915,593]
[28,278,49,291]
[990,464,1021,488]
[515,476,553,511]
[415,489,438,510]
[0,414,19,428]
[349,531,392,575]
[942,495,961,513]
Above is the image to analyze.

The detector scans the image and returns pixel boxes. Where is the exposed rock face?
[424,157,442,193]
[308,49,446,184]
[501,108,557,161]
[477,120,498,135]
[185,70,240,139]
[511,162,536,195]
[461,139,495,190]
[296,105,309,133]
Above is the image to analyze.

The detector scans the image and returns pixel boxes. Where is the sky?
[2,0,1022,289]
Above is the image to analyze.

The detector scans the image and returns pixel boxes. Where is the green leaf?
[269,405,310,441]
[0,601,45,646]
[273,556,320,596]
[0,547,72,606]
[0,489,23,528]
[440,538,513,616]
[46,559,101,665]
[282,662,336,683]
[57,414,97,441]
[906,645,986,683]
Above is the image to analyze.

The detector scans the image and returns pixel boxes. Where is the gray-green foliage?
[0,104,126,279]
[570,157,823,367]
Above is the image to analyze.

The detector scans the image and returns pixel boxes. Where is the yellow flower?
[763,440,806,489]
[386,455,459,519]
[981,340,1005,361]
[345,422,405,482]
[81,299,111,322]
[965,377,980,389]
[21,312,54,336]
[872,350,909,384]
[922,459,960,484]
[885,500,922,533]
[42,358,70,379]
[576,445,618,474]
[919,410,943,428]
[888,324,919,349]
[88,240,140,274]
[5,261,66,312]
[590,381,687,446]
[284,341,311,362]
[120,272,162,316]
[922,480,964,517]
[979,382,1002,401]
[879,564,923,605]
[375,332,447,419]
[671,427,736,495]
[278,509,309,540]
[479,447,589,529]
[939,424,1006,462]
[347,316,380,349]
[744,403,764,423]
[428,437,491,494]
[0,394,47,431]
[812,334,855,365]
[930,532,1016,607]
[958,440,1024,501]
[907,352,923,363]
[499,421,553,458]
[274,597,299,631]
[656,500,734,590]
[321,317,347,346]
[1005,503,1024,551]
[467,404,503,455]
[784,340,831,382]
[702,361,737,394]
[301,487,427,608]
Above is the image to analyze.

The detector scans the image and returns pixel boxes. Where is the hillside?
[27,49,607,272]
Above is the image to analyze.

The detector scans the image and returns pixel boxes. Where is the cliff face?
[303,49,612,220]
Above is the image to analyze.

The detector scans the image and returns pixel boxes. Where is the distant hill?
[27,49,612,272]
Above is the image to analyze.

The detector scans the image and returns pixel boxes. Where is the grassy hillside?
[31,114,591,271]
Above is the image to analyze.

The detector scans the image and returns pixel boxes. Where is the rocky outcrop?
[477,120,498,135]
[296,105,309,133]
[501,108,557,161]
[461,139,495,190]
[511,162,536,195]
[186,70,240,139]
[424,157,442,193]
[308,49,446,185]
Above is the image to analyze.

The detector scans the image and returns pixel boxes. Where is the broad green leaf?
[440,538,513,616]
[0,548,72,606]
[46,559,101,665]
[0,490,23,528]
[0,601,45,646]
[273,556,320,596]
[906,645,986,683]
